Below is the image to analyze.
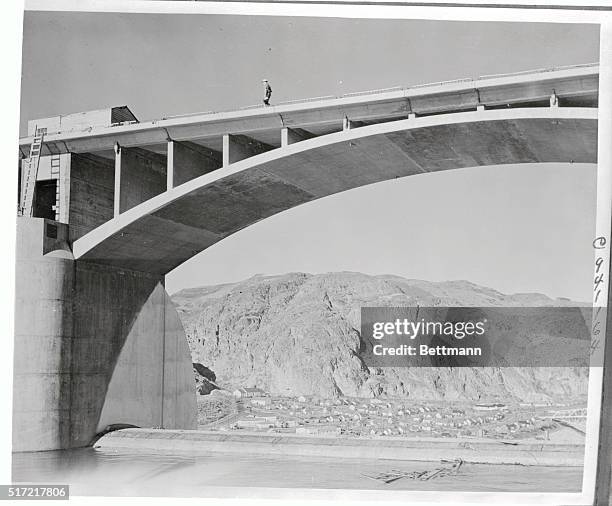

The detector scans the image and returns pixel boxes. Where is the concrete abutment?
[13,218,196,452]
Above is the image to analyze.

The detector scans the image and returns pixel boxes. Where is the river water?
[12,447,583,498]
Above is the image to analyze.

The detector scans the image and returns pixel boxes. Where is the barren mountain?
[173,272,588,402]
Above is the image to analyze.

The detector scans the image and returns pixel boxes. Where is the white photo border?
[7,1,612,505]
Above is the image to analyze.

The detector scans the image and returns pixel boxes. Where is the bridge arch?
[74,107,597,274]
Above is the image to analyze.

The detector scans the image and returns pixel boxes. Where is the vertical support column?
[113,143,121,217]
[57,154,71,223]
[223,134,273,167]
[167,141,175,190]
[115,147,167,213]
[343,118,365,130]
[222,134,230,168]
[280,127,314,147]
[169,141,222,186]
[280,128,290,148]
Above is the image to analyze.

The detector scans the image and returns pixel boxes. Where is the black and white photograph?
[3,1,612,505]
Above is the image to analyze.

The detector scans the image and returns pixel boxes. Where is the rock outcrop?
[174,273,588,402]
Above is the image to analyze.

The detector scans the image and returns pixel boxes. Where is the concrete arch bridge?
[14,64,598,451]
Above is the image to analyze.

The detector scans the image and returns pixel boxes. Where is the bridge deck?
[19,63,598,157]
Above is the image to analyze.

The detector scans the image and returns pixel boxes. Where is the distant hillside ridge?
[173,272,588,402]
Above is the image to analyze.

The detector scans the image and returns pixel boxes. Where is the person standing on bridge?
[549,89,559,107]
[262,79,272,106]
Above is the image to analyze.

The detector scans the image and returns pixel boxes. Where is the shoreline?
[96,428,584,466]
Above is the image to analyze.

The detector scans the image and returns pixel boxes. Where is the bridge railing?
[274,95,338,105]
[479,62,599,80]
[160,111,215,120]
[25,63,600,139]
[155,62,598,120]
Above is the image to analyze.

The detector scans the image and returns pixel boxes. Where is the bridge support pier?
[13,218,196,452]
[13,219,74,450]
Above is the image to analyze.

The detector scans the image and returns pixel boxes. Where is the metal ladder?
[19,127,44,217]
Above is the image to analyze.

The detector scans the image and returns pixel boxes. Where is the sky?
[20,12,600,300]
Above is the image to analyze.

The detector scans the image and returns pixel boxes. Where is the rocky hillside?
[173,272,589,402]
